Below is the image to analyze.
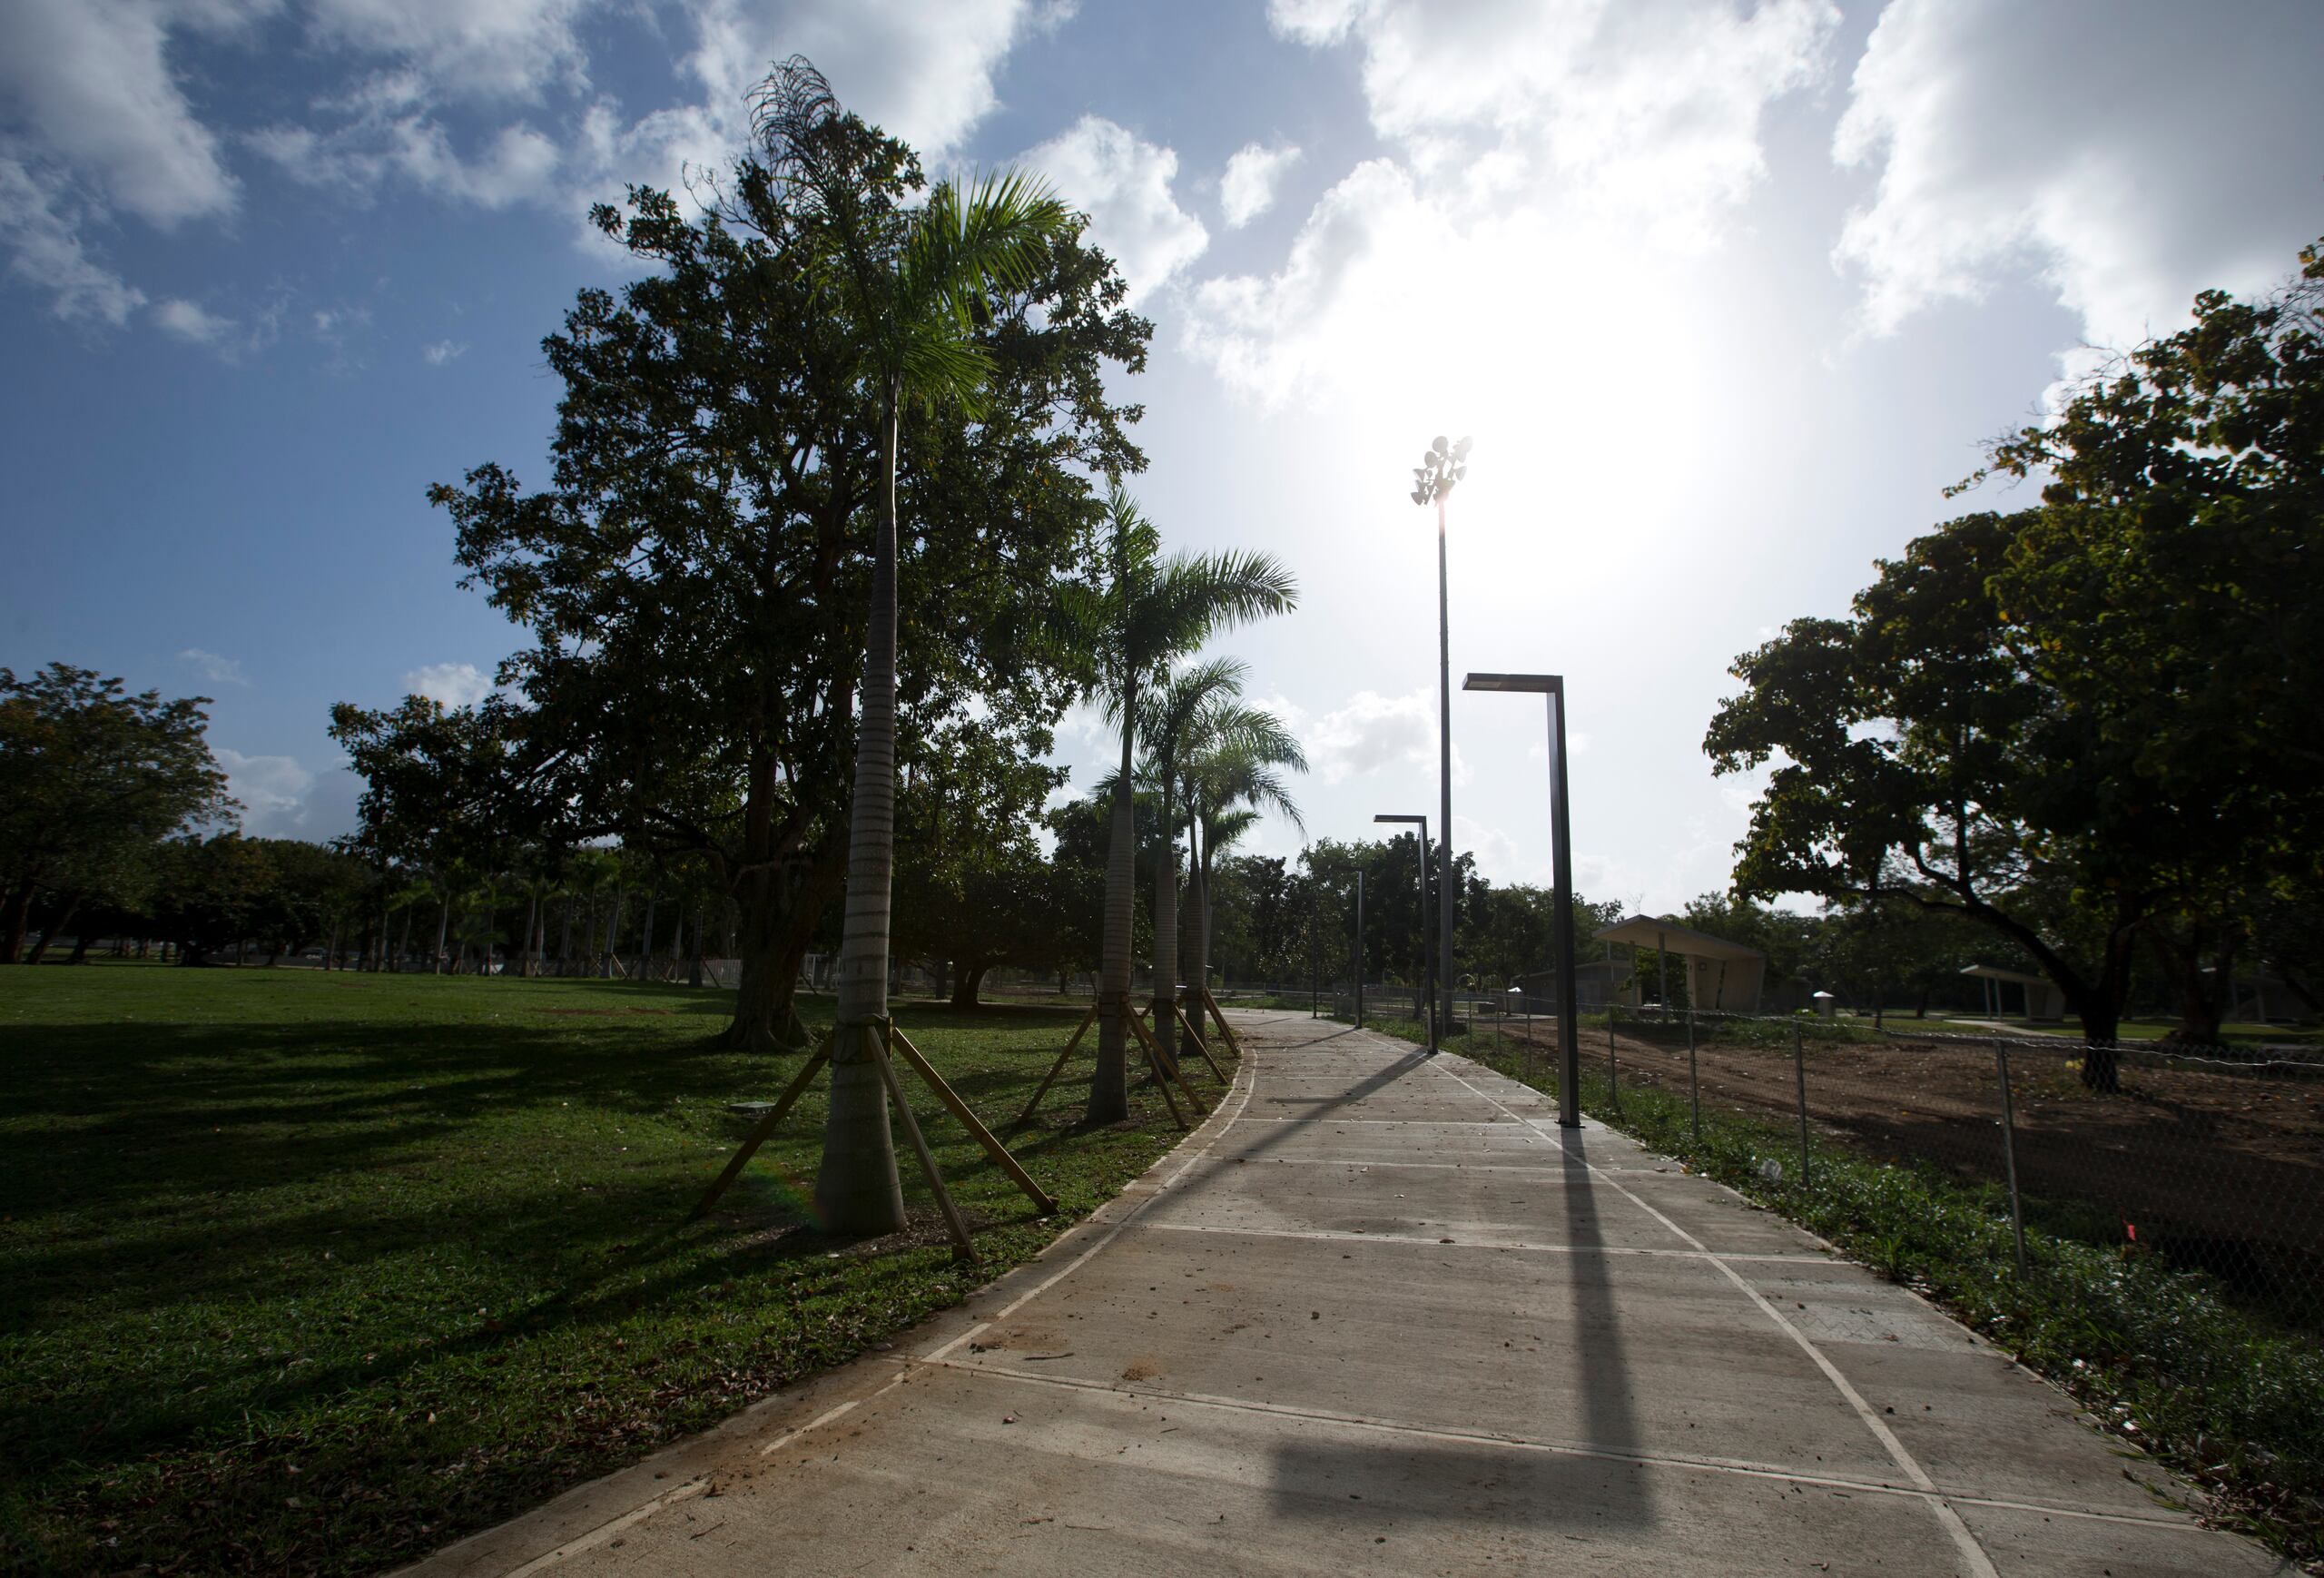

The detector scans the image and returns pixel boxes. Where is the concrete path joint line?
[1428,1057,2004,1578]
[922,1355,2213,1535]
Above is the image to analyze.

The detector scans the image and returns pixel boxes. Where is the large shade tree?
[1,664,233,962]
[1059,489,1296,1123]
[428,65,1145,1070]
[1707,238,2324,1082]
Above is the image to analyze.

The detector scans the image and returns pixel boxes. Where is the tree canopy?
[1706,236,2324,1080]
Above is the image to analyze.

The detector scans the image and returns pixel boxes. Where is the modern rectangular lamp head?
[1463,672,1562,695]
[1374,814,1425,825]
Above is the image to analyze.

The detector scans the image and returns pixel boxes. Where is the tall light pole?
[1412,435,1471,1044]
[1374,813,1435,1053]
[1462,672,1580,1128]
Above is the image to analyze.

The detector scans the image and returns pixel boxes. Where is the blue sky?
[5,0,2320,913]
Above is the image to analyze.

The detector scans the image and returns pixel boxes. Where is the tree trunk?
[434,894,450,975]
[641,890,659,981]
[0,880,32,964]
[1150,789,1180,1074]
[726,846,844,1050]
[602,889,624,979]
[817,382,908,1238]
[1185,824,1210,1056]
[1089,681,1138,1124]
[950,961,987,1011]
[25,893,79,965]
[557,898,573,976]
[2147,922,2235,1044]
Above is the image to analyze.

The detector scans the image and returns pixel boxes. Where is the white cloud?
[304,0,594,103]
[0,0,252,232]
[405,661,491,707]
[422,338,466,365]
[217,747,317,835]
[1219,141,1302,229]
[1268,0,1836,242]
[1193,0,1831,417]
[1832,0,2324,350]
[153,297,235,344]
[1304,688,1466,787]
[0,156,148,325]
[1021,117,1207,306]
[684,0,1031,166]
[178,647,248,685]
[252,114,561,210]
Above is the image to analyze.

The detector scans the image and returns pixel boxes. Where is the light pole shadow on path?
[1264,1055,1656,1534]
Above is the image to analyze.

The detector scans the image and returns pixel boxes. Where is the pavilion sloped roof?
[1592,914,1765,962]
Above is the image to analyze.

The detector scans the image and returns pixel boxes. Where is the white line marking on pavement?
[925,1359,2206,1535]
[924,1041,1262,1365]
[1145,1219,1837,1264]
[1427,1058,2004,1578]
[499,1479,709,1577]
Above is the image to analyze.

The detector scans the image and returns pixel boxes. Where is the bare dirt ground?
[1481,1017,2324,1311]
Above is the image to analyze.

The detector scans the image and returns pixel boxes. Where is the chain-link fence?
[1458,1001,2324,1332]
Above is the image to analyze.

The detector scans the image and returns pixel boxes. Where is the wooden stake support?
[885,1021,1056,1215]
[688,1017,1057,1262]
[1175,1001,1229,1084]
[1017,1004,1097,1128]
[690,1028,833,1219]
[1016,1000,1206,1130]
[1197,987,1243,1057]
[1128,1008,1207,1116]
[869,1023,976,1262]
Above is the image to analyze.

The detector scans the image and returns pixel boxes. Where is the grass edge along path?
[0,970,1198,1577]
[1347,1011,2324,1569]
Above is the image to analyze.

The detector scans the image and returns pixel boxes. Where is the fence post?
[1792,1020,1811,1186]
[1606,1002,1621,1116]
[1688,1003,1701,1144]
[1995,1045,2028,1278]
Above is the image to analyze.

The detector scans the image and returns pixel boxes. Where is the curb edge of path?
[397,1028,1264,1578]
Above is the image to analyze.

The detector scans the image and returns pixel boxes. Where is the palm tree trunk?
[1187,821,1211,1055]
[1088,680,1137,1123]
[1151,784,1179,1072]
[818,382,908,1236]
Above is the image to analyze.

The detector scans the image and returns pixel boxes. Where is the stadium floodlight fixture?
[1413,437,1471,1049]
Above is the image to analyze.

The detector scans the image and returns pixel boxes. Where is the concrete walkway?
[411,1012,2281,1577]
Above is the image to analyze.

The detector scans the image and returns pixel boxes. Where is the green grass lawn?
[0,968,1192,1576]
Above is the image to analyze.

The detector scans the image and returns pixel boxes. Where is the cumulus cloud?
[1022,116,1207,305]
[1303,688,1466,786]
[405,661,491,707]
[422,338,466,365]
[0,0,251,231]
[153,298,235,344]
[217,748,317,835]
[1195,0,1834,410]
[1219,141,1302,228]
[178,647,248,685]
[1268,0,1835,239]
[1832,0,2324,349]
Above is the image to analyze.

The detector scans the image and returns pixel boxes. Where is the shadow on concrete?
[1258,1027,1656,1531]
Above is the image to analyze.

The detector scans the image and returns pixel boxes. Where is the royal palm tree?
[1061,488,1296,1122]
[1137,660,1250,1071]
[1182,718,1306,1049]
[753,57,1073,1235]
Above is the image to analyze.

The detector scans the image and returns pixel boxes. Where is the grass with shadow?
[0,968,1195,1575]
